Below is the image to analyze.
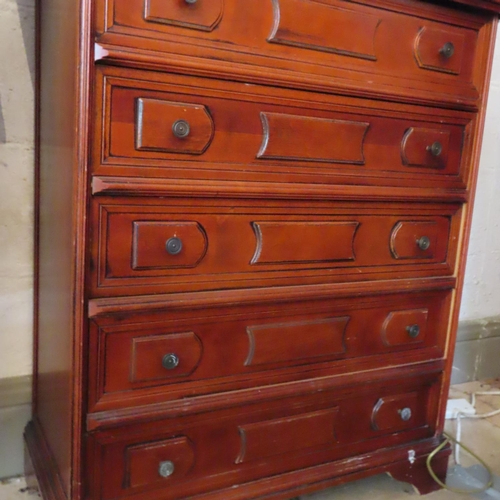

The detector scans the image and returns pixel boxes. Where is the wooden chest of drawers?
[26,1,499,499]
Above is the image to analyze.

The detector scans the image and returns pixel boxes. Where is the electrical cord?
[426,390,500,495]
[426,431,494,494]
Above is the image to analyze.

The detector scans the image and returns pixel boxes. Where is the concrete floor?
[1,380,499,500]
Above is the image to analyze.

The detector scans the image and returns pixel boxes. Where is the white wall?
[0,1,498,379]
[460,29,500,321]
[0,0,35,379]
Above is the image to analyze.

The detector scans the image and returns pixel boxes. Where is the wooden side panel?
[31,0,87,498]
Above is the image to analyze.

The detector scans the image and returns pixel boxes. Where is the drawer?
[95,0,488,107]
[87,374,439,500]
[94,66,471,193]
[88,289,451,410]
[90,198,459,296]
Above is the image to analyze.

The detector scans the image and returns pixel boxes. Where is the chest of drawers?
[26,1,499,499]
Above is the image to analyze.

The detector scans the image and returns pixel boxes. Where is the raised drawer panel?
[95,67,470,192]
[88,289,451,410]
[91,199,458,296]
[88,375,438,500]
[96,0,486,106]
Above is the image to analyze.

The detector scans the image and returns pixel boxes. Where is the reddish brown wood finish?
[87,374,438,500]
[27,0,499,499]
[94,0,491,108]
[96,66,471,191]
[88,289,452,412]
[91,198,460,296]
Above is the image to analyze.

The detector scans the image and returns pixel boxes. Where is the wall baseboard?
[0,375,32,480]
[452,316,500,384]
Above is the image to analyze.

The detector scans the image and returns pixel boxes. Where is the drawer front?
[96,0,484,105]
[89,289,451,410]
[94,67,470,192]
[88,375,439,500]
[91,198,459,296]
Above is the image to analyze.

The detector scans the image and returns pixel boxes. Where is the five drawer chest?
[27,0,500,499]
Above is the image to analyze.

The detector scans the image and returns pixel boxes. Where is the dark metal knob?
[427,141,443,157]
[172,119,190,139]
[439,42,455,59]
[417,236,431,251]
[166,237,183,255]
[185,0,197,4]
[406,324,420,338]
[399,407,412,421]
[162,353,180,370]
[158,461,175,478]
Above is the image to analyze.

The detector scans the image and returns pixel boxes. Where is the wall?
[460,39,500,322]
[0,0,35,381]
[0,0,35,479]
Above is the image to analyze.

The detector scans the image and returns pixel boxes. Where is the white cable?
[453,390,500,466]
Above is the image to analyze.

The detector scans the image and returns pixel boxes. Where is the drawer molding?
[257,112,369,164]
[250,221,359,265]
[235,407,339,464]
[268,0,380,61]
[371,392,419,432]
[401,127,451,169]
[245,316,349,366]
[132,220,208,270]
[414,26,465,75]
[135,98,215,155]
[381,308,428,347]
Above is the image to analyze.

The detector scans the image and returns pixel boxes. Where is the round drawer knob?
[162,353,180,370]
[406,324,420,338]
[399,407,412,421]
[185,0,198,4]
[158,460,175,478]
[172,119,191,139]
[439,42,455,59]
[166,237,183,255]
[417,236,431,251]
[427,141,443,157]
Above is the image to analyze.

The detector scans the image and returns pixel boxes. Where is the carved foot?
[387,445,451,495]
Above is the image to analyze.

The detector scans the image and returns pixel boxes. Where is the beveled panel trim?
[381,309,428,347]
[135,98,214,155]
[235,408,338,464]
[132,221,208,270]
[268,0,381,61]
[414,27,465,75]
[245,317,349,366]
[401,127,451,169]
[251,221,359,265]
[130,331,203,383]
[124,436,195,489]
[390,220,442,260]
[258,112,369,164]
